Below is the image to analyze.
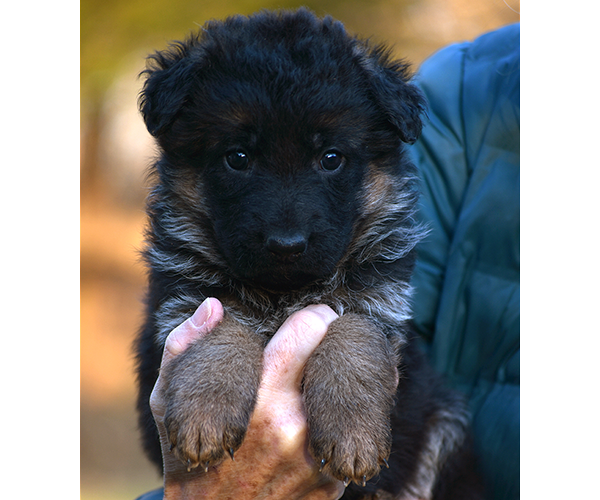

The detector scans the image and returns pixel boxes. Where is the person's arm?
[149,298,346,500]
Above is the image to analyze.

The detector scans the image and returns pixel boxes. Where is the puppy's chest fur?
[150,238,417,348]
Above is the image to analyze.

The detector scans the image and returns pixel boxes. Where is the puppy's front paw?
[303,313,399,486]
[307,407,391,486]
[160,320,263,471]
[164,392,250,470]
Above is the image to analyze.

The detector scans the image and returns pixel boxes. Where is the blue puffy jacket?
[408,23,520,500]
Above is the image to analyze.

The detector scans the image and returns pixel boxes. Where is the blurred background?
[80,1,519,499]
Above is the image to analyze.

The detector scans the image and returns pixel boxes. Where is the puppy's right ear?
[355,43,426,145]
[139,43,198,137]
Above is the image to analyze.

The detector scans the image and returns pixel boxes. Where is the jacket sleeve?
[408,23,520,500]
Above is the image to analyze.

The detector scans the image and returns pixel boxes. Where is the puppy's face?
[140,10,425,291]
[194,105,370,291]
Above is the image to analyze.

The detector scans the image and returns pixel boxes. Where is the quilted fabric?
[409,23,520,500]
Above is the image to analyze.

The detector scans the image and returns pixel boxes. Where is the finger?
[161,297,224,365]
[262,304,339,392]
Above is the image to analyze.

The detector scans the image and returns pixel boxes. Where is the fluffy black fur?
[135,8,482,499]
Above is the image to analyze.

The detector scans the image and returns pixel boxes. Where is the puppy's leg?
[303,314,399,486]
[161,314,264,470]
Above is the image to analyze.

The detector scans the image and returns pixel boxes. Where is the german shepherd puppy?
[136,8,481,499]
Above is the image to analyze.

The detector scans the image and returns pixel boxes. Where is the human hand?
[150,298,346,500]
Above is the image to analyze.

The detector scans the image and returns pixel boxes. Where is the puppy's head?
[140,8,425,292]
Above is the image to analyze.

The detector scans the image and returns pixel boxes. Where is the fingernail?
[190,298,212,329]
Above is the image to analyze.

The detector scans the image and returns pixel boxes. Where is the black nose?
[266,234,307,260]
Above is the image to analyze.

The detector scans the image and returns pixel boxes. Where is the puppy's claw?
[204,462,209,473]
[382,458,390,468]
[319,458,326,472]
[186,459,192,472]
[343,477,350,487]
[229,448,235,461]
[362,475,367,487]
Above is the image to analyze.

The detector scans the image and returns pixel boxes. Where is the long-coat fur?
[135,8,482,499]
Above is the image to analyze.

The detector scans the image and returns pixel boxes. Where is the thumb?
[261,305,339,392]
[161,297,224,365]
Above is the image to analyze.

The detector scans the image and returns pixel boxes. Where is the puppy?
[135,8,482,499]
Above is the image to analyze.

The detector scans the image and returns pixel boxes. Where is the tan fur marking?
[361,165,396,216]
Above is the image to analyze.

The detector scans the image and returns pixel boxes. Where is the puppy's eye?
[225,151,249,171]
[320,151,344,171]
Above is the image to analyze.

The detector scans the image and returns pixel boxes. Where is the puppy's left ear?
[360,46,426,144]
[139,42,198,137]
